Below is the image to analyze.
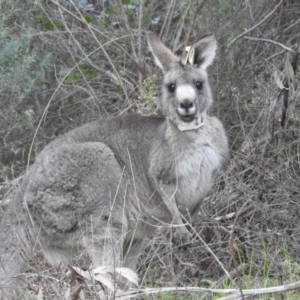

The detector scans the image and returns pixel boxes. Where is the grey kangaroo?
[0,32,228,298]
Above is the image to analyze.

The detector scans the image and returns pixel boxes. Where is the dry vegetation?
[0,0,300,299]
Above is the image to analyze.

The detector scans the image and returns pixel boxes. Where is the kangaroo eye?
[196,81,203,90]
[168,83,176,93]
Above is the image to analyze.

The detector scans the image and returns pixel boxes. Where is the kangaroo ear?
[186,33,217,69]
[147,32,179,72]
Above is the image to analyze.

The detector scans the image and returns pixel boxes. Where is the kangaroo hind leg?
[25,142,128,271]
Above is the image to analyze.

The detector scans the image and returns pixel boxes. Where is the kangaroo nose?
[179,100,194,111]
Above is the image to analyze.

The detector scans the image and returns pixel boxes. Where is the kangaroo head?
[147,32,217,131]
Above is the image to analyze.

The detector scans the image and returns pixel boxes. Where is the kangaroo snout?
[179,99,195,114]
[176,85,196,118]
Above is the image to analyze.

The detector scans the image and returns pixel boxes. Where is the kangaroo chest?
[175,138,221,214]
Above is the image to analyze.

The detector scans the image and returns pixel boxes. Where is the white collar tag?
[182,46,195,65]
[172,112,206,131]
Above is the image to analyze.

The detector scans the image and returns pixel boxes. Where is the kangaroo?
[0,32,228,298]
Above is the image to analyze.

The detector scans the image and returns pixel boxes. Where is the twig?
[69,0,131,106]
[57,8,97,99]
[138,0,143,84]
[159,0,177,39]
[266,49,286,61]
[281,48,299,126]
[183,0,208,51]
[216,280,300,300]
[48,0,143,74]
[27,65,71,171]
[229,199,253,300]
[173,253,198,269]
[213,264,249,289]
[117,280,300,299]
[243,36,294,53]
[244,0,264,37]
[188,220,232,280]
[282,18,300,34]
[116,0,138,62]
[262,91,282,158]
[227,0,284,48]
[199,264,249,300]
[281,75,290,129]
[164,0,177,40]
[172,5,190,52]
[213,204,254,222]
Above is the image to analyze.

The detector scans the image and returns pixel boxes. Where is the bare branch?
[164,0,177,39]
[120,280,300,298]
[262,91,281,158]
[48,0,143,74]
[227,0,284,48]
[283,18,300,34]
[138,0,143,84]
[281,48,299,126]
[116,0,138,61]
[69,1,131,105]
[213,204,254,222]
[183,0,208,50]
[243,36,294,53]
[159,0,177,39]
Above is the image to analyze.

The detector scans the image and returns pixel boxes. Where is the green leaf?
[79,63,91,70]
[104,10,114,16]
[84,15,99,24]
[88,70,99,77]
[34,16,63,30]
[69,101,80,109]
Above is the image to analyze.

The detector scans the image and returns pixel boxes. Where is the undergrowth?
[0,0,300,299]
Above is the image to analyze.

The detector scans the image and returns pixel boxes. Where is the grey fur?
[0,32,228,298]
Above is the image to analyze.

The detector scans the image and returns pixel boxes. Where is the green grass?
[140,242,300,300]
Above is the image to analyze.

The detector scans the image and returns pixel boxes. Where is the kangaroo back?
[0,32,228,299]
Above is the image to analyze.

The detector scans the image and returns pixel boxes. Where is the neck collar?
[171,112,206,131]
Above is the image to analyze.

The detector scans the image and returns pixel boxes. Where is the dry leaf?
[37,288,43,300]
[274,70,286,90]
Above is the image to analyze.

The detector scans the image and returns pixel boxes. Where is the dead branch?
[159,0,177,39]
[243,36,294,53]
[283,18,300,34]
[183,0,208,51]
[281,48,299,127]
[227,0,284,48]
[120,280,300,299]
[116,0,138,62]
[229,199,253,300]
[262,91,282,158]
[216,205,254,222]
[48,0,143,74]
